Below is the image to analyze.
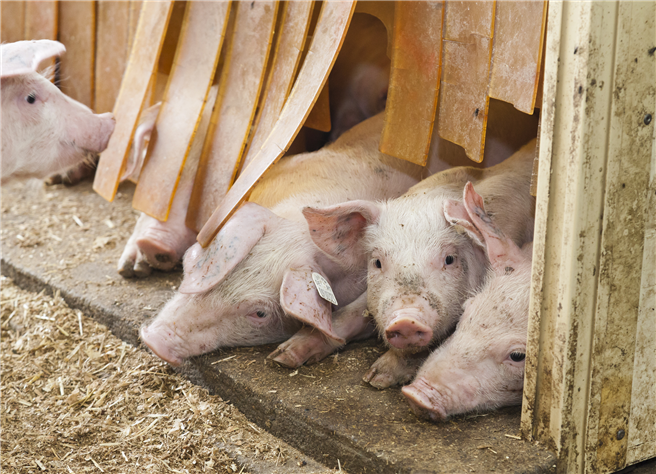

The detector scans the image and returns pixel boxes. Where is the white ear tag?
[312,272,338,306]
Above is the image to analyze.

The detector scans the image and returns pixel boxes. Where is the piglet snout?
[140,324,183,367]
[90,112,116,152]
[402,377,448,422]
[385,312,433,349]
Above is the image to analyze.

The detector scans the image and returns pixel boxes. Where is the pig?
[269,103,538,369]
[328,13,390,141]
[119,21,387,277]
[402,182,532,420]
[139,113,424,366]
[46,101,162,187]
[1,40,115,183]
[301,139,536,388]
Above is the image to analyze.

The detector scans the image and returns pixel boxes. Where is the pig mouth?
[57,140,100,169]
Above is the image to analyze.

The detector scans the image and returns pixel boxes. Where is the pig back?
[473,139,537,246]
[248,114,424,216]
[400,162,484,201]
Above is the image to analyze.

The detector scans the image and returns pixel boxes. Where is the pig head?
[1,40,115,183]
[303,190,488,355]
[140,203,346,366]
[403,182,533,421]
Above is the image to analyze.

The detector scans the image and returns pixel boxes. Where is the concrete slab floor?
[1,180,560,473]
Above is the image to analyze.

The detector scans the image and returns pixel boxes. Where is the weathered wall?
[521,2,656,473]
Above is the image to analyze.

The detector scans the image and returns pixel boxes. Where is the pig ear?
[280,266,345,344]
[443,199,484,248]
[302,200,380,269]
[179,203,279,294]
[462,182,525,273]
[1,40,66,78]
[121,102,161,182]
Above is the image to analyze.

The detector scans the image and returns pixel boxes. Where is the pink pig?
[1,40,115,183]
[139,114,424,366]
[302,140,536,388]
[403,182,532,420]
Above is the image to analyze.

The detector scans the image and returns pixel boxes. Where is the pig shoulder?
[249,114,423,219]
[472,140,537,247]
[402,165,483,200]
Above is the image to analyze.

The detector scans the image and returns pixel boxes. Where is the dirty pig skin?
[302,139,536,389]
[140,114,425,366]
[404,182,533,421]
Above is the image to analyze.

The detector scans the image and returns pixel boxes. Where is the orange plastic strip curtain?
[93,1,174,201]
[94,1,131,114]
[128,1,143,48]
[304,80,332,132]
[196,1,356,247]
[58,1,95,109]
[1,2,25,43]
[186,1,279,232]
[380,1,445,166]
[132,1,231,221]
[25,1,57,41]
[240,1,315,170]
[488,1,547,114]
[437,0,496,163]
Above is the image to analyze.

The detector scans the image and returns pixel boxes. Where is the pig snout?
[78,112,115,153]
[140,323,184,367]
[385,311,433,349]
[402,377,448,422]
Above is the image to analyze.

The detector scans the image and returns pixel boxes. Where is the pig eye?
[256,311,267,319]
[510,351,526,362]
[26,92,37,104]
[374,259,382,269]
[445,255,455,265]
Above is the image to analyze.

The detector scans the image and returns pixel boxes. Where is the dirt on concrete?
[0,277,335,474]
[1,179,558,473]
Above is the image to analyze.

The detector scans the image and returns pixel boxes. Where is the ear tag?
[311,272,338,306]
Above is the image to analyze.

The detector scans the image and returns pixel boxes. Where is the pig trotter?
[118,218,153,278]
[118,254,137,278]
[268,327,344,368]
[363,349,425,389]
[117,244,153,279]
[270,293,375,367]
[118,212,196,278]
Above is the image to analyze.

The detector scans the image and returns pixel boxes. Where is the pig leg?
[118,206,196,278]
[363,348,427,390]
[268,292,375,367]
[134,195,197,272]
[118,213,156,278]
[118,156,197,278]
